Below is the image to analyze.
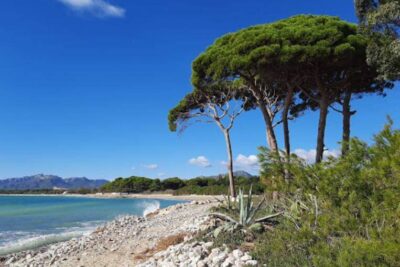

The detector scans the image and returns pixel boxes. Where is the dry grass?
[133,232,189,262]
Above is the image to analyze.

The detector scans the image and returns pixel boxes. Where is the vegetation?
[206,122,399,266]
[191,15,392,163]
[210,186,283,237]
[179,16,398,266]
[100,174,264,195]
[170,15,392,199]
[355,0,400,80]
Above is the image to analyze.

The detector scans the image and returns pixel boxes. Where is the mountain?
[232,171,255,178]
[0,174,108,190]
[194,170,256,180]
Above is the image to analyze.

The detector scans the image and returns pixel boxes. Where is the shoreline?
[0,193,220,202]
[2,200,217,266]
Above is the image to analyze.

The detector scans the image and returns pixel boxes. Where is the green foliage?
[192,15,375,91]
[101,176,187,192]
[174,184,228,195]
[212,186,267,227]
[355,0,400,80]
[161,177,186,190]
[101,176,156,193]
[192,14,391,163]
[174,176,264,196]
[254,121,400,266]
[237,186,265,226]
[101,174,262,195]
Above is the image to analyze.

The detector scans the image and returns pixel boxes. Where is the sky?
[0,0,398,180]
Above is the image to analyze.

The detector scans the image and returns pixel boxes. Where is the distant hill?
[0,174,108,190]
[194,170,256,180]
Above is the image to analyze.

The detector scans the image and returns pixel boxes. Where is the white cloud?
[157,172,166,178]
[221,154,259,171]
[235,154,259,168]
[189,156,211,168]
[58,0,125,18]
[294,148,340,163]
[144,164,158,170]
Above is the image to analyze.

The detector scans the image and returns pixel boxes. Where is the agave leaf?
[247,184,253,217]
[213,226,223,238]
[210,212,239,224]
[255,211,284,223]
[247,196,266,224]
[239,189,245,225]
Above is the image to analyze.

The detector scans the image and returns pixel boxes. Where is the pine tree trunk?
[342,91,352,156]
[248,82,279,151]
[282,86,294,158]
[258,101,279,152]
[316,93,329,163]
[282,86,294,182]
[223,129,236,198]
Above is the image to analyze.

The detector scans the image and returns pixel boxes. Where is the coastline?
[0,193,220,202]
[2,200,217,267]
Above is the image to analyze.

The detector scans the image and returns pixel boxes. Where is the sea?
[0,195,183,255]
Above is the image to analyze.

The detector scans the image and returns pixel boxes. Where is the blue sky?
[0,0,398,180]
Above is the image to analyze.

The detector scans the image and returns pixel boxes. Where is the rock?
[196,260,206,267]
[240,254,252,262]
[5,257,15,265]
[212,252,227,265]
[222,256,235,267]
[232,249,243,259]
[246,259,258,266]
[204,242,213,248]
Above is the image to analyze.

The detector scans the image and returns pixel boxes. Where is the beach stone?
[246,260,258,266]
[212,252,227,264]
[196,260,206,267]
[232,249,243,259]
[5,257,15,265]
[222,256,235,267]
[240,254,252,261]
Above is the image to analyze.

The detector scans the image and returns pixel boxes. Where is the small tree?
[168,85,248,197]
[355,0,400,80]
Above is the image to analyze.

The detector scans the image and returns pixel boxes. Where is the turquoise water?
[0,195,183,255]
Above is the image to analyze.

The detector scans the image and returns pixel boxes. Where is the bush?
[254,121,400,266]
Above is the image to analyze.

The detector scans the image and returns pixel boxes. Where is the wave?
[140,200,160,217]
[0,222,99,256]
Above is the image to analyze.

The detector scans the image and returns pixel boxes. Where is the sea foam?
[141,200,160,217]
[0,231,81,255]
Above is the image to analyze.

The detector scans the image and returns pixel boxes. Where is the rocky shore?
[137,240,257,267]
[2,200,258,267]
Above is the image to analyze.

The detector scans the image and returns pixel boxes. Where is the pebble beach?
[2,200,258,267]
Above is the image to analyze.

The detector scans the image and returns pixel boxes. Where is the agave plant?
[211,186,283,236]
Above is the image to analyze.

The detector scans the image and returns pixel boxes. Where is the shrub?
[254,121,400,266]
